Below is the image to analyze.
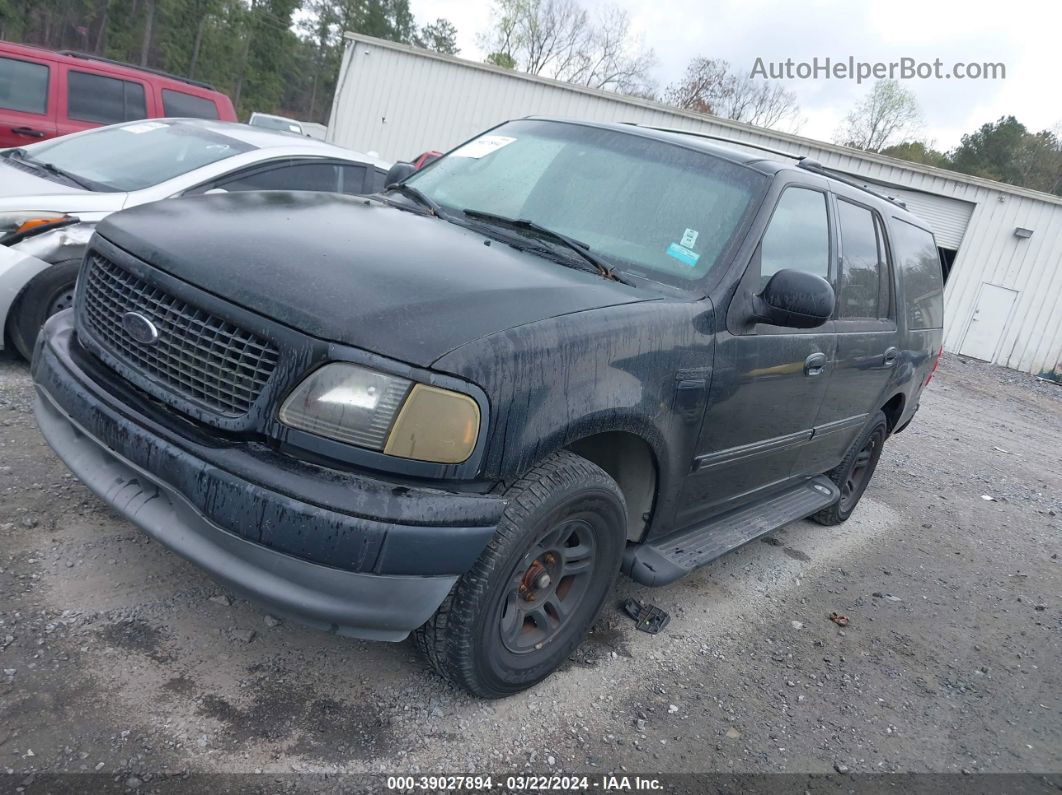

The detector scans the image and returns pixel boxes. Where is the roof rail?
[623,123,807,161]
[797,160,908,208]
[57,51,216,91]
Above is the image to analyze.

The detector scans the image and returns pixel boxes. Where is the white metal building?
[328,33,1062,381]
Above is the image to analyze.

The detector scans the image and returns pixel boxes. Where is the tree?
[664,56,800,130]
[415,17,458,54]
[479,0,655,95]
[485,51,517,69]
[835,79,922,152]
[950,116,1062,195]
[878,140,951,169]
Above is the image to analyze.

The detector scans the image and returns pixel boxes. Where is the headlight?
[0,211,77,245]
[279,363,481,464]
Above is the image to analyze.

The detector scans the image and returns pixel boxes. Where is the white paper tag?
[451,135,516,158]
[680,228,699,249]
[121,122,168,134]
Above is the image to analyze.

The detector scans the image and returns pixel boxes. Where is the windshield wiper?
[462,209,626,283]
[20,156,96,190]
[384,183,442,216]
[14,153,97,191]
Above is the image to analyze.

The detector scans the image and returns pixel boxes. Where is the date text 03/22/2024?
[385,775,664,791]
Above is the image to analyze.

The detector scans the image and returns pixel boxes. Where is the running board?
[623,476,839,586]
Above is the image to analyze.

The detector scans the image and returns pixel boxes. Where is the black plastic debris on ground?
[622,598,670,634]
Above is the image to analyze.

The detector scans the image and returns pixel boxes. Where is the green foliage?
[415,17,458,55]
[949,116,1062,194]
[878,141,951,169]
[884,117,1062,196]
[485,51,517,69]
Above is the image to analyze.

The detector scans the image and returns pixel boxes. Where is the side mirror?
[752,269,834,329]
[384,161,416,187]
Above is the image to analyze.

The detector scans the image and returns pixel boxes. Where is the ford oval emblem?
[121,311,159,345]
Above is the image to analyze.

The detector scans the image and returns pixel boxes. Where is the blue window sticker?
[666,242,700,267]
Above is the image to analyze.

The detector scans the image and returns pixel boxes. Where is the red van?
[0,41,237,148]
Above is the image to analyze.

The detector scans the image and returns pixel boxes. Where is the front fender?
[432,298,716,532]
[0,224,95,347]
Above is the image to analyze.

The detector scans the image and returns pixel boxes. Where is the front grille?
[80,254,280,417]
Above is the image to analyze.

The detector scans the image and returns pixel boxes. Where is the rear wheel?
[414,451,626,698]
[812,410,888,526]
[6,260,79,360]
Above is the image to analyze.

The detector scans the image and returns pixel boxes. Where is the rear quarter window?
[68,71,147,124]
[162,89,219,120]
[0,56,49,114]
[891,218,944,329]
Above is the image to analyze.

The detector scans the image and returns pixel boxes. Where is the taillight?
[924,346,943,386]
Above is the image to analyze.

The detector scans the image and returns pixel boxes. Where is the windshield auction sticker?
[451,135,516,158]
[121,122,169,134]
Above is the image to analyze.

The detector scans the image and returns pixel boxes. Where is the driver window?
[759,187,830,288]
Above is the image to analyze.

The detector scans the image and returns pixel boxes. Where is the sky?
[409,0,1061,150]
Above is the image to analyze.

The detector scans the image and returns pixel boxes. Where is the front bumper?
[0,242,52,349]
[32,311,505,640]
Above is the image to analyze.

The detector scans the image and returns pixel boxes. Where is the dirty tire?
[812,410,888,526]
[413,450,626,698]
[7,260,80,360]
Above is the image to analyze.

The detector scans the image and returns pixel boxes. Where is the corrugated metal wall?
[329,35,1062,380]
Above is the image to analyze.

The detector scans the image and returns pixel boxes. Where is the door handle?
[882,347,899,367]
[804,352,827,376]
[12,126,45,138]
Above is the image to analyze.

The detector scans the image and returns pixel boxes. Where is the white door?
[960,284,1018,362]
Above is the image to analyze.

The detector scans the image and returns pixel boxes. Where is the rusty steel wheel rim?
[499,518,597,654]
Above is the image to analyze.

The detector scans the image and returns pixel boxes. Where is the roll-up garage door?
[863,182,974,249]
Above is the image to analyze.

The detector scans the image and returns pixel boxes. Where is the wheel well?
[566,432,657,542]
[881,393,905,432]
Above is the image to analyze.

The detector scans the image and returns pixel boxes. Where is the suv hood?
[0,161,128,213]
[96,191,653,366]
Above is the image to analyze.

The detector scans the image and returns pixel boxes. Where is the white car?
[0,119,391,358]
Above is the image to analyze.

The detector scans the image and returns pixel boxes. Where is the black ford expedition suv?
[31,119,945,697]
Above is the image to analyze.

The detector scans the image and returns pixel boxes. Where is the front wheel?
[414,451,627,698]
[812,410,888,526]
[6,260,80,360]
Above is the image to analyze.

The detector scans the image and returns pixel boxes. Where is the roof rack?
[57,51,216,91]
[797,160,908,208]
[622,123,807,161]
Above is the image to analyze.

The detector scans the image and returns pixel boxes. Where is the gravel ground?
[0,348,1059,786]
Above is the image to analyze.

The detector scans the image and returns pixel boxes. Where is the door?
[0,55,57,147]
[960,284,1017,361]
[798,195,900,476]
[676,184,838,529]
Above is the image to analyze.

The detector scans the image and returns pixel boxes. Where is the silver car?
[0,119,391,358]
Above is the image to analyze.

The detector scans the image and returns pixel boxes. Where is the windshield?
[406,119,768,286]
[20,121,254,192]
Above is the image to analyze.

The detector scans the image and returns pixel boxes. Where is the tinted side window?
[837,199,889,319]
[162,89,219,120]
[68,71,147,124]
[760,187,830,286]
[220,163,339,192]
[892,219,944,329]
[337,164,368,195]
[0,57,49,114]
